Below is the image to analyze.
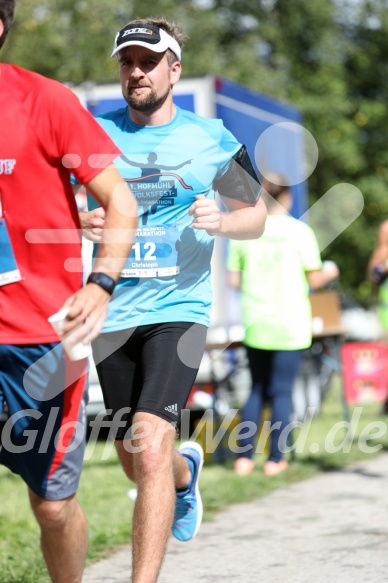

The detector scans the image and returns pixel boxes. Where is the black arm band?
[213,145,262,204]
[86,272,116,295]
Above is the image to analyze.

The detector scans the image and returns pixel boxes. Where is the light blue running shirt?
[89,106,241,332]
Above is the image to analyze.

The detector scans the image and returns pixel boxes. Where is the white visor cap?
[111,24,181,61]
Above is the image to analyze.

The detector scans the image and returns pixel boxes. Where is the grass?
[0,375,387,582]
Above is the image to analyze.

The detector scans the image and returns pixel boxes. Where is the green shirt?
[378,281,388,330]
[227,215,322,350]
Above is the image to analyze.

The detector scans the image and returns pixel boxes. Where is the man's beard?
[124,86,170,113]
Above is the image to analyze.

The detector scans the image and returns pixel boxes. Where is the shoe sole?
[178,440,204,540]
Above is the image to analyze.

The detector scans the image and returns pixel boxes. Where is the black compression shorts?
[92,322,207,439]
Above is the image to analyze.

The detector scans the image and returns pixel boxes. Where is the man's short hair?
[0,0,15,50]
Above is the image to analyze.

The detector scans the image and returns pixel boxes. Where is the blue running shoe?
[172,441,204,541]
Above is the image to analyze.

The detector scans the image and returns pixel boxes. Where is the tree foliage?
[4,0,388,305]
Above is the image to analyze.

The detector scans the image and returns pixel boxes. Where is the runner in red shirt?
[0,2,137,582]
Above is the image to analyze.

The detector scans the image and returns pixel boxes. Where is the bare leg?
[116,438,190,488]
[116,412,190,583]
[29,491,88,583]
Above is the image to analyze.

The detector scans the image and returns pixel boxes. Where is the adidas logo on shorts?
[165,403,178,416]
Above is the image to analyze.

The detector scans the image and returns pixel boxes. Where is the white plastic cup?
[48,308,91,361]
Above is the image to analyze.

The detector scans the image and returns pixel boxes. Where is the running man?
[80,17,266,583]
[0,2,137,582]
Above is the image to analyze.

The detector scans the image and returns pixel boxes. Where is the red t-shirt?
[0,65,121,343]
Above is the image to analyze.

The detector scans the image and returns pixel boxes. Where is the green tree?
[190,0,388,306]
[4,0,388,305]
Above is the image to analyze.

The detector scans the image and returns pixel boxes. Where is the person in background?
[368,219,388,325]
[79,16,266,583]
[368,219,388,413]
[227,172,339,476]
[0,2,137,582]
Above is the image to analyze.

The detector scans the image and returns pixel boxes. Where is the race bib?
[120,225,180,278]
[0,218,22,286]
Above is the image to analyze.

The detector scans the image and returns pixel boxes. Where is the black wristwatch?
[86,272,116,295]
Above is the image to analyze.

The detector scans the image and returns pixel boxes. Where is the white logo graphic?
[122,28,153,37]
[165,403,179,416]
